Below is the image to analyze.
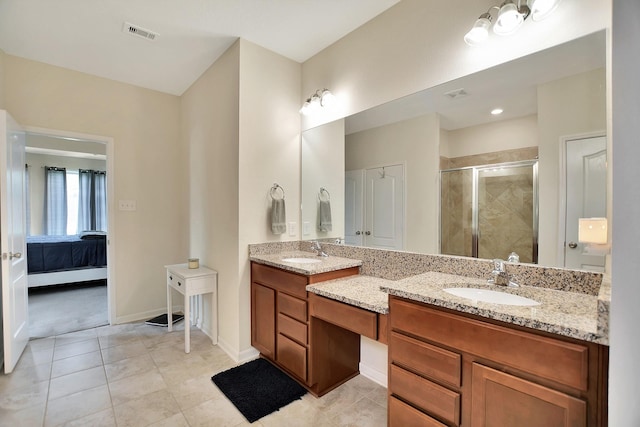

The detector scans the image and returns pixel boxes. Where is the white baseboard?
[359,362,388,388]
[216,336,260,364]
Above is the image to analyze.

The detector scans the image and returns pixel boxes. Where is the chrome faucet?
[488,259,518,287]
[310,241,328,257]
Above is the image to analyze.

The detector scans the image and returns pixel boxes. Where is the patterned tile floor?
[0,321,387,426]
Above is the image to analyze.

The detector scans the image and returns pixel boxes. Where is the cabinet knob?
[365,231,371,236]
[178,281,182,287]
[169,275,173,280]
[355,231,361,235]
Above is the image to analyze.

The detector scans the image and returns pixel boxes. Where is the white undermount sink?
[281,257,323,264]
[443,287,540,307]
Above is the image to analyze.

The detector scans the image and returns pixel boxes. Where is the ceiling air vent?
[123,22,159,41]
[443,88,468,99]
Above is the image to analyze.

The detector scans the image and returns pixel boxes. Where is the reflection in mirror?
[300,30,606,270]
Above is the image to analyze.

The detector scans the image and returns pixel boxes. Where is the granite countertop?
[249,251,362,275]
[381,271,607,345]
[306,275,392,314]
[249,249,608,345]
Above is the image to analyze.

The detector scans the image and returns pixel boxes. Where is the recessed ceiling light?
[491,108,504,115]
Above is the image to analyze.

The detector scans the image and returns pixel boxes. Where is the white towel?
[271,198,286,234]
[318,200,332,232]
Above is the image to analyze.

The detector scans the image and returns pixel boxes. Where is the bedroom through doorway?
[25,130,112,338]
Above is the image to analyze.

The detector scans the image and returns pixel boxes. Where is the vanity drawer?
[390,297,589,391]
[308,293,377,339]
[278,292,307,322]
[390,331,461,388]
[390,364,461,426]
[277,333,307,381]
[278,313,307,345]
[252,263,308,299]
[389,396,448,427]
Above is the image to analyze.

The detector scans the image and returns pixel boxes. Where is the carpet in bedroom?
[28,280,108,338]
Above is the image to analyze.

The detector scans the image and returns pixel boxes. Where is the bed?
[26,232,107,287]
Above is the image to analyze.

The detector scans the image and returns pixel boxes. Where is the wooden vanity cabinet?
[388,296,608,427]
[250,262,358,389]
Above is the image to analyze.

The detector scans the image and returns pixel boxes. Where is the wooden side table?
[165,263,218,353]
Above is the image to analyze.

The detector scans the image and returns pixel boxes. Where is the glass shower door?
[440,161,538,263]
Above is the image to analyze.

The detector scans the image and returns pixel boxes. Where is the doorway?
[24,128,114,338]
[561,134,607,272]
[345,164,405,249]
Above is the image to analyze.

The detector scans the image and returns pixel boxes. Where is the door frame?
[557,130,607,268]
[24,126,116,324]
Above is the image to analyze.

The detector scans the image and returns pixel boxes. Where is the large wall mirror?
[301,30,607,271]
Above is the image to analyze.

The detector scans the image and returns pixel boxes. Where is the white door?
[564,136,607,271]
[344,170,364,246]
[1,110,29,373]
[364,165,404,250]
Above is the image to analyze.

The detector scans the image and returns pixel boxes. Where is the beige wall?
[537,68,607,265]
[26,152,107,235]
[346,113,440,253]
[301,0,609,131]
[0,49,5,109]
[181,41,241,355]
[444,115,538,158]
[182,39,300,359]
[5,55,187,323]
[237,39,301,354]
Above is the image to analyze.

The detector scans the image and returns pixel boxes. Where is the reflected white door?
[344,170,364,246]
[364,165,404,250]
[564,136,607,271]
[1,110,29,373]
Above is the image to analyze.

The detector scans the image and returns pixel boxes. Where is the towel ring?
[318,187,330,202]
[270,183,285,200]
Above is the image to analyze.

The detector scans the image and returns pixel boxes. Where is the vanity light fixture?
[464,0,562,45]
[300,89,336,115]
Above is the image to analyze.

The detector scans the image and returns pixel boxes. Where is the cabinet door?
[251,282,276,358]
[471,363,586,427]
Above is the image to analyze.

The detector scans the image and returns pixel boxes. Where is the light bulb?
[464,15,492,46]
[494,1,524,35]
[320,89,336,107]
[529,0,561,21]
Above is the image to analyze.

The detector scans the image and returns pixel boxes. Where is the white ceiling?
[0,0,400,95]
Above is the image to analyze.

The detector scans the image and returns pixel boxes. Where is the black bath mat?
[211,358,307,423]
[144,313,184,326]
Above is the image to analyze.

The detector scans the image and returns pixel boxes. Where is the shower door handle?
[568,242,578,249]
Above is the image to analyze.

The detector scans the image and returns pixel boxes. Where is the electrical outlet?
[119,200,137,211]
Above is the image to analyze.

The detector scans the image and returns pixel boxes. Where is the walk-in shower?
[440,160,538,263]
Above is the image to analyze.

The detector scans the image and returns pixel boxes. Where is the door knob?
[9,252,22,259]
[568,242,578,249]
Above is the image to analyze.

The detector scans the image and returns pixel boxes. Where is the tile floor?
[0,321,387,427]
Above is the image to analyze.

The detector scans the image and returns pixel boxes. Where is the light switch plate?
[288,221,297,236]
[303,222,311,236]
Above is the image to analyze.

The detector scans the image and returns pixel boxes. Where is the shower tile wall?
[477,167,534,262]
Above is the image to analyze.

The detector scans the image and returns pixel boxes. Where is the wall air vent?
[123,22,159,41]
[443,88,468,99]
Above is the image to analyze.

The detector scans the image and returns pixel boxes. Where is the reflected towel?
[318,200,332,232]
[271,198,286,234]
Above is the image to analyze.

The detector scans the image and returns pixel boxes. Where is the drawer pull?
[178,281,182,286]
